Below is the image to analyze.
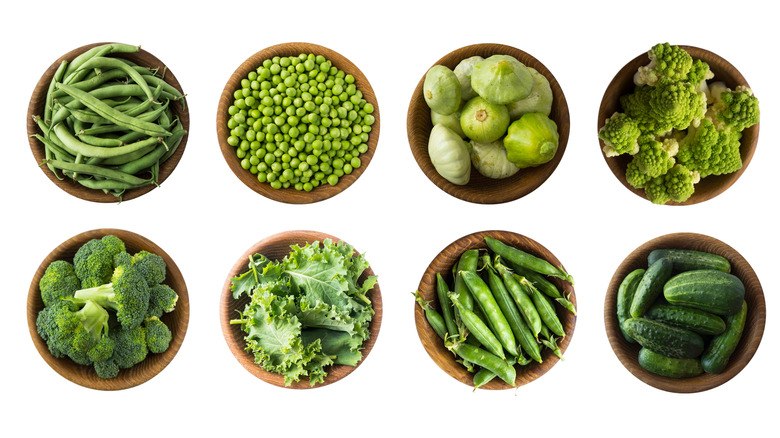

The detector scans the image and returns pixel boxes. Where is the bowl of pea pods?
[27,42,189,203]
[217,42,380,204]
[414,230,576,390]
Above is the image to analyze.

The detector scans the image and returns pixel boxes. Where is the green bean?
[69,108,106,124]
[461,270,517,358]
[62,43,139,80]
[44,159,151,185]
[73,177,150,193]
[73,56,155,101]
[447,341,516,386]
[449,293,505,360]
[55,84,170,137]
[76,133,124,148]
[45,60,68,124]
[413,291,447,341]
[436,273,459,340]
[159,122,187,163]
[485,237,574,283]
[522,277,565,337]
[51,68,129,98]
[53,123,163,159]
[485,256,542,363]
[55,84,152,108]
[495,261,542,339]
[141,73,185,101]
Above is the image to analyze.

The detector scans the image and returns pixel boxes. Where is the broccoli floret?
[87,335,115,363]
[599,112,641,157]
[644,176,672,205]
[73,264,150,330]
[36,300,77,358]
[111,325,148,369]
[74,238,118,288]
[706,85,760,132]
[147,284,179,318]
[144,316,172,354]
[634,42,693,86]
[634,135,678,178]
[677,119,742,178]
[648,81,706,131]
[93,359,120,379]
[114,250,133,269]
[664,164,700,203]
[130,251,167,286]
[39,260,80,307]
[625,158,652,189]
[37,300,110,364]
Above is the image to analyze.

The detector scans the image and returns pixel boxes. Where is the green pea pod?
[413,291,447,340]
[495,262,542,339]
[450,293,505,360]
[539,324,564,359]
[472,368,496,390]
[448,342,516,386]
[485,236,573,283]
[484,257,537,362]
[436,273,459,339]
[452,249,479,312]
[461,270,517,358]
[523,277,565,337]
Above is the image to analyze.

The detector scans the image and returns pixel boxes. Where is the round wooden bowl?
[604,232,765,393]
[407,43,570,204]
[414,230,576,389]
[220,230,382,388]
[217,42,381,204]
[597,45,759,205]
[27,42,190,203]
[27,228,190,390]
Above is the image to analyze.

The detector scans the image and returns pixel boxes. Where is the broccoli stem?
[74,284,119,312]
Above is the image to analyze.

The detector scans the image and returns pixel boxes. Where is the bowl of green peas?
[217,42,380,204]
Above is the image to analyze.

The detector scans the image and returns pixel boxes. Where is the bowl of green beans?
[414,230,576,390]
[27,42,189,203]
[217,42,380,204]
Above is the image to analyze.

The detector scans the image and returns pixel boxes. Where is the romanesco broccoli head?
[625,157,653,189]
[600,112,641,157]
[644,176,672,205]
[634,135,678,178]
[677,119,742,178]
[634,43,693,86]
[664,164,700,203]
[648,81,707,131]
[708,86,760,132]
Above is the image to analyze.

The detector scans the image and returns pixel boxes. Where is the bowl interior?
[414,230,576,389]
[597,46,760,205]
[27,42,190,203]
[27,228,190,390]
[220,230,382,388]
[216,42,381,204]
[604,232,765,393]
[407,43,570,204]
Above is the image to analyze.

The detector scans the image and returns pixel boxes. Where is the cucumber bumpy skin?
[701,300,748,374]
[617,268,645,343]
[648,248,731,273]
[663,269,745,316]
[638,347,704,378]
[630,258,673,318]
[622,317,704,359]
[646,304,726,336]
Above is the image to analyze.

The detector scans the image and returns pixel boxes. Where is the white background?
[2,0,775,436]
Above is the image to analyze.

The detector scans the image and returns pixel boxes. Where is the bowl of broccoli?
[27,229,189,390]
[597,43,760,205]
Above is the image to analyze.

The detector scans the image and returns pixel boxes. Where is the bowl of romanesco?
[27,229,189,390]
[598,43,760,205]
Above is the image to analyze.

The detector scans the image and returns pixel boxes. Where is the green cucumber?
[646,304,726,335]
[622,317,704,359]
[663,269,745,316]
[701,300,748,374]
[630,257,673,318]
[648,248,731,273]
[616,268,645,343]
[637,348,704,378]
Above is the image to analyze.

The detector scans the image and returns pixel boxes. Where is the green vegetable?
[485,236,573,283]
[437,273,459,340]
[663,269,745,316]
[494,263,542,339]
[460,270,518,358]
[646,304,726,335]
[230,239,376,387]
[506,67,552,119]
[424,65,461,115]
[648,248,731,273]
[622,317,705,359]
[637,347,704,378]
[450,294,505,360]
[503,113,559,168]
[428,124,471,185]
[470,55,533,105]
[431,107,465,138]
[446,340,516,386]
[453,56,484,101]
[413,291,447,340]
[35,235,179,379]
[630,257,673,318]
[459,96,510,143]
[469,139,519,179]
[600,42,759,205]
[701,300,747,374]
[616,268,645,343]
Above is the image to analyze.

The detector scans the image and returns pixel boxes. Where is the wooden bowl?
[220,230,382,388]
[27,228,190,390]
[407,43,570,204]
[27,42,190,203]
[414,230,576,389]
[604,232,765,393]
[217,42,381,204]
[597,45,760,205]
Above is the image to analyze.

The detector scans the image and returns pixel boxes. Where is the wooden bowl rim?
[407,43,570,204]
[219,229,382,388]
[27,42,190,203]
[414,229,576,389]
[597,45,760,206]
[216,42,381,205]
[27,228,190,390]
[603,232,766,393]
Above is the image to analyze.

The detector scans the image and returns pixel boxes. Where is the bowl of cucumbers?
[604,232,765,393]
